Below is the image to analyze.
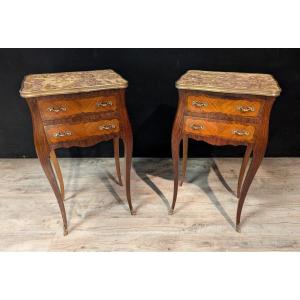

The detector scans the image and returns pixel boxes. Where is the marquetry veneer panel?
[184,117,255,143]
[38,95,117,121]
[44,119,120,144]
[186,95,262,118]
[171,69,281,232]
[20,69,133,236]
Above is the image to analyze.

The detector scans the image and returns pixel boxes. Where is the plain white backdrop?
[0,1,300,299]
[1,0,299,48]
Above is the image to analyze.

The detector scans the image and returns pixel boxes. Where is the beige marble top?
[176,70,281,97]
[20,69,128,98]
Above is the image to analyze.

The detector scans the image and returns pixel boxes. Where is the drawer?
[38,95,117,121]
[187,95,262,117]
[184,117,255,143]
[44,119,120,144]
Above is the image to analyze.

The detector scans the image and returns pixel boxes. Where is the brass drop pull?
[191,124,204,130]
[232,129,249,136]
[237,106,255,113]
[96,101,113,107]
[99,124,116,130]
[192,101,208,108]
[48,106,67,113]
[53,131,72,138]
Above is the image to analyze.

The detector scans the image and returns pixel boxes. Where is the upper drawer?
[38,95,117,121]
[186,94,262,117]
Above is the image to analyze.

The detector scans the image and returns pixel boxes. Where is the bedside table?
[170,70,281,231]
[20,70,134,235]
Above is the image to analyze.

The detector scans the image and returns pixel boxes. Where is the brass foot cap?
[130,210,136,216]
[64,228,69,236]
[168,208,174,215]
[236,224,241,233]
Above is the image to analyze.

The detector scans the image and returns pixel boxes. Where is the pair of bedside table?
[172,70,281,231]
[20,70,134,235]
[20,69,281,234]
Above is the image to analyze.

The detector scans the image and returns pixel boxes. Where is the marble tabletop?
[176,70,281,97]
[20,69,128,98]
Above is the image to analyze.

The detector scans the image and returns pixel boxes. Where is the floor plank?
[0,157,299,251]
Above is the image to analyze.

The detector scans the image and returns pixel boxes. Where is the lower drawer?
[184,117,255,143]
[44,119,120,144]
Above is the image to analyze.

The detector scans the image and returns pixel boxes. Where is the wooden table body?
[25,88,133,235]
[170,89,276,231]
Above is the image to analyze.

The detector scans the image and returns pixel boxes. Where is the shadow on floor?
[133,157,236,229]
[60,152,237,231]
[65,163,130,232]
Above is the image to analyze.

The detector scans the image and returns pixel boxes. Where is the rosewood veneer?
[170,70,281,231]
[20,70,134,235]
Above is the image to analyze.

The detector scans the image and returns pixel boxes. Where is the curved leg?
[170,91,185,214]
[50,150,65,200]
[123,136,134,215]
[237,144,253,198]
[180,136,188,186]
[236,144,266,232]
[27,100,68,235]
[39,151,68,235]
[170,136,181,214]
[119,89,134,215]
[113,137,123,186]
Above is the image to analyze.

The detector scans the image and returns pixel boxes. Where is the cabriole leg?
[180,136,188,186]
[236,144,266,232]
[170,136,181,215]
[50,149,65,201]
[123,136,134,215]
[113,137,123,186]
[38,150,68,235]
[237,144,253,198]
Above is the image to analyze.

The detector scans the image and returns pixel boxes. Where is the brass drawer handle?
[191,124,204,130]
[232,129,249,136]
[237,106,255,113]
[192,101,208,108]
[99,124,116,130]
[96,101,113,107]
[48,106,67,113]
[53,131,72,138]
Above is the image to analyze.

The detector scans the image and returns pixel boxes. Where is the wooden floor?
[0,157,299,251]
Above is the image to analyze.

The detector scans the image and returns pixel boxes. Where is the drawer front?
[44,119,120,144]
[38,95,117,121]
[184,117,255,142]
[187,95,262,117]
